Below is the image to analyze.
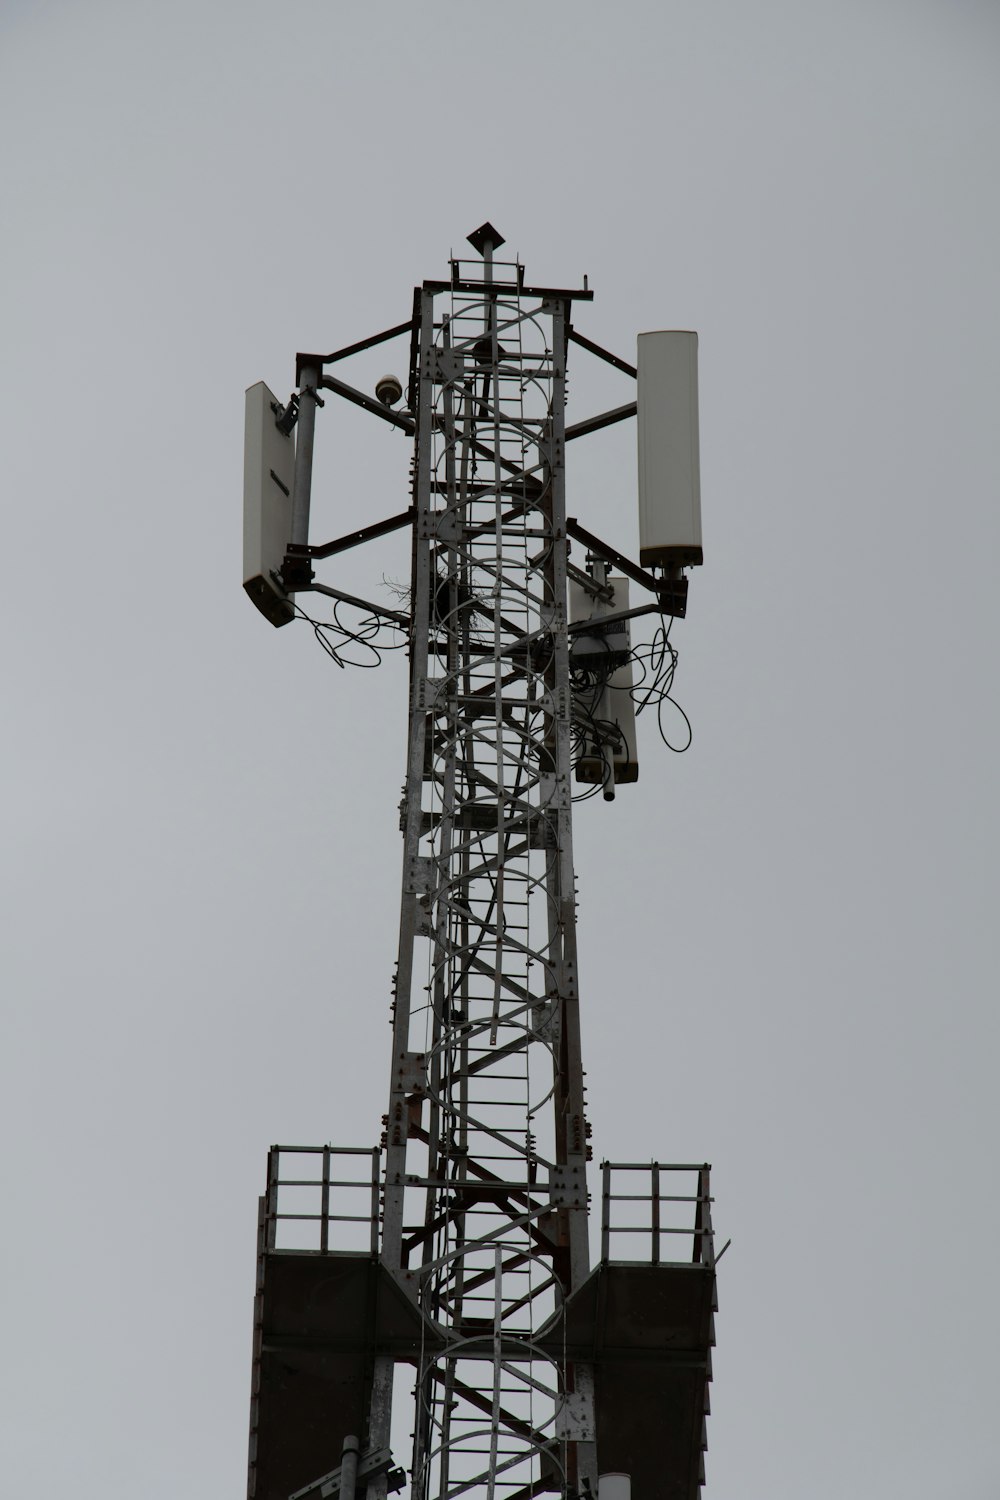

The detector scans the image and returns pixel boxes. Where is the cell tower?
[243,226,717,1500]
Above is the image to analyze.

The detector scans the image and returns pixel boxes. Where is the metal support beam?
[566,517,663,597]
[566,327,637,379]
[303,581,410,628]
[310,508,415,560]
[313,320,414,367]
[320,371,415,433]
[565,401,637,443]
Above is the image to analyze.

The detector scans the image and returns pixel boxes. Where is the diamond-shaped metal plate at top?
[467,221,505,255]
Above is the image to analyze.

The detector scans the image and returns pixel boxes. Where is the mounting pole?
[291,359,321,548]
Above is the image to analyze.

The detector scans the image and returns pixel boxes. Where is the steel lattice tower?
[379,226,593,1500]
[243,227,717,1500]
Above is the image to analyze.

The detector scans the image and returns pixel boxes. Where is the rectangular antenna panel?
[637,331,702,569]
[244,381,295,626]
[570,577,638,787]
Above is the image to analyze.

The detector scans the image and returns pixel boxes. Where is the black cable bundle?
[293,601,409,670]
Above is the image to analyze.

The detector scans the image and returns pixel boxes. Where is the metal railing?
[600,1161,715,1268]
[262,1144,381,1255]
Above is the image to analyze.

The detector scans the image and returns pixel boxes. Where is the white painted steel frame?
[371,256,596,1500]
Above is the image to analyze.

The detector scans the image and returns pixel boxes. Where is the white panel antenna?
[243,381,296,627]
[637,331,702,569]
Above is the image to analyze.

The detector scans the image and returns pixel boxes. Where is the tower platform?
[249,1153,716,1500]
[247,1147,423,1500]
[249,1244,429,1498]
[538,1260,716,1500]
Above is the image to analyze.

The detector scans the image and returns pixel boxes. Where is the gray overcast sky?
[2,2,998,1496]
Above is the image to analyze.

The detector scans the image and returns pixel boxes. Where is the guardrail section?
[600,1161,715,1268]
[262,1145,381,1255]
